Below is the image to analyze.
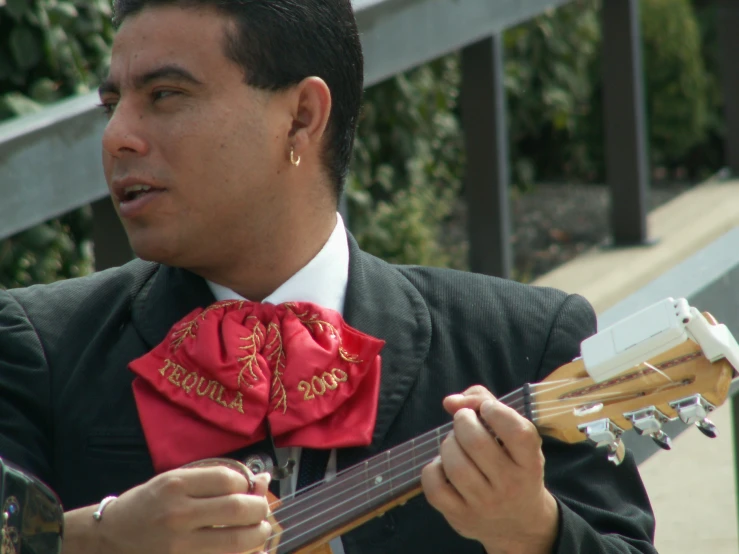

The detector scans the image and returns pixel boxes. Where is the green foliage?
[504,0,602,186]
[0,0,113,288]
[346,56,467,269]
[641,0,709,167]
[0,209,94,289]
[0,0,726,289]
[503,0,718,184]
[680,0,726,177]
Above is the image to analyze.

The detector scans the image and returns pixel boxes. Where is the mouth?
[113,179,167,218]
[121,184,156,203]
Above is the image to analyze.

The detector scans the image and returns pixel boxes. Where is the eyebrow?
[98,64,204,96]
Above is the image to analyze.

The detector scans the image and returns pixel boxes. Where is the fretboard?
[267,386,529,553]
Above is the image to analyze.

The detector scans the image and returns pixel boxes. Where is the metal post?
[460,34,512,279]
[717,0,739,175]
[601,0,651,245]
[91,198,133,271]
[732,395,739,537]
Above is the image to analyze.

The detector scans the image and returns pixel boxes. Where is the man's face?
[100,6,285,267]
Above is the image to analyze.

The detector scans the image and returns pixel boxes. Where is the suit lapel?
[342,235,432,463]
[131,264,216,349]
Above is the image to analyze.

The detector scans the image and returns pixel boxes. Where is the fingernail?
[447,394,465,402]
[257,472,272,484]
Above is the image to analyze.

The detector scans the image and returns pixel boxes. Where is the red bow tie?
[129,300,385,473]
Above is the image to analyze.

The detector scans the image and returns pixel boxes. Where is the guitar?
[0,457,64,554]
[229,297,739,554]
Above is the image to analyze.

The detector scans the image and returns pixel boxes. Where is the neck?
[193,206,337,301]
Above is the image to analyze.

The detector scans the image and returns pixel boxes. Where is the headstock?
[530,299,739,464]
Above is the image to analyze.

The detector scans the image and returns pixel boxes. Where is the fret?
[387,450,394,496]
[363,461,370,504]
[411,437,417,480]
[268,421,461,551]
[522,383,533,421]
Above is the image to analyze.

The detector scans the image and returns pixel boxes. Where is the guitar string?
[265,457,434,552]
[266,360,688,543]
[266,457,443,552]
[519,389,647,412]
[528,378,688,414]
[506,360,685,410]
[267,378,629,519]
[268,422,455,514]
[267,390,615,552]
[268,387,528,512]
[530,383,686,424]
[267,396,535,529]
[264,414,515,552]
[266,384,642,553]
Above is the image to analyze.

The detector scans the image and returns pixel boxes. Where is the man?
[0,1,656,553]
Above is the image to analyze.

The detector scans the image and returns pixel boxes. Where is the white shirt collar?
[206,214,349,314]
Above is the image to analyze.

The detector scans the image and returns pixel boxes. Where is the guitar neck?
[267,389,528,553]
[263,303,739,552]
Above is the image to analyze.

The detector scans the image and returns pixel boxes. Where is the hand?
[64,465,273,554]
[421,385,559,554]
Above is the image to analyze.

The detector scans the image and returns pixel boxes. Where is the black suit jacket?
[0,237,656,553]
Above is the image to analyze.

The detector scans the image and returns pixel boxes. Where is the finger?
[450,408,511,487]
[443,385,496,415]
[172,466,253,498]
[191,494,270,528]
[479,399,543,471]
[421,455,465,514]
[251,472,272,497]
[191,520,272,554]
[438,428,493,506]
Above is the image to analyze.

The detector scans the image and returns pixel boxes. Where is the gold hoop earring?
[290,148,301,167]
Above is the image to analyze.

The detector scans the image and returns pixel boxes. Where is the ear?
[288,77,332,156]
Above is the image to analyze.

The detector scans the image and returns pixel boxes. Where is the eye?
[97,100,117,118]
[152,90,179,102]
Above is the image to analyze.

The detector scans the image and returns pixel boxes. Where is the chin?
[128,234,182,267]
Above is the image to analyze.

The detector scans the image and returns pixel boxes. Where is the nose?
[101,100,150,158]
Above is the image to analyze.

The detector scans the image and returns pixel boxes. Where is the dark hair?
[112,0,364,199]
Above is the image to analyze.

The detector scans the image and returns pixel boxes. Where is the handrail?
[0,0,571,242]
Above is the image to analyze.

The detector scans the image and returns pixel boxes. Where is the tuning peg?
[650,430,672,450]
[669,395,720,439]
[696,418,718,439]
[624,406,671,451]
[669,394,716,425]
[578,418,626,465]
[607,439,626,465]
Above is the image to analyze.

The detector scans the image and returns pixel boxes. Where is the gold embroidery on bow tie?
[339,347,361,363]
[265,322,288,414]
[285,304,338,337]
[237,316,265,389]
[158,359,245,414]
[171,320,198,351]
[297,369,350,400]
[286,304,364,364]
[237,319,288,413]
[171,300,246,352]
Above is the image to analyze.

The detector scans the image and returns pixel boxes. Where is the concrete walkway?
[640,402,738,553]
[532,179,739,553]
